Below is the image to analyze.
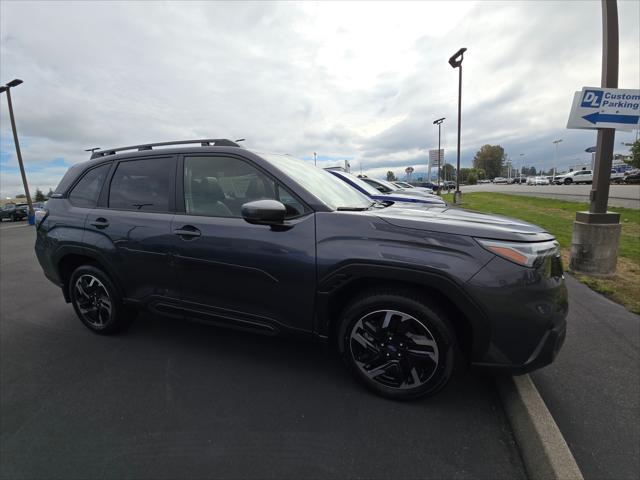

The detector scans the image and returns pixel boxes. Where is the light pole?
[433,117,445,194]
[313,152,317,166]
[519,153,525,182]
[552,139,563,180]
[448,47,466,204]
[0,79,34,218]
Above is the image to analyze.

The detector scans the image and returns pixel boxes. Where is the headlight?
[476,239,560,268]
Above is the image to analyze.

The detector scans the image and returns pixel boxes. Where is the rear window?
[108,157,175,212]
[68,164,111,208]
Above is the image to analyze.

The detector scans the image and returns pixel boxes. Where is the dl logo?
[581,90,603,108]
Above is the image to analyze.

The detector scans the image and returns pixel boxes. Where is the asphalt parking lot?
[0,223,526,480]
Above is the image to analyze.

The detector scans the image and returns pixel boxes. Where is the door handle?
[173,225,201,238]
[90,217,109,228]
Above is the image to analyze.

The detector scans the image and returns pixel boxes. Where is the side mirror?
[241,200,286,226]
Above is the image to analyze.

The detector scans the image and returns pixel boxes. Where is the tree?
[467,172,478,185]
[629,139,640,168]
[35,188,46,202]
[473,145,505,179]
[386,171,397,182]
[442,164,455,180]
[47,188,54,198]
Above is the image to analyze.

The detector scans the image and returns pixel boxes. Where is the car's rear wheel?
[69,265,135,334]
[338,290,457,400]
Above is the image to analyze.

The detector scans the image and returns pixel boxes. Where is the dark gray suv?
[35,139,568,399]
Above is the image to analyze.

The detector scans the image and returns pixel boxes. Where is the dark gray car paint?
[36,145,568,371]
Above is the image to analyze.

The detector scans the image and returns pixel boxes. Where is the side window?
[184,156,306,218]
[109,157,174,212]
[68,164,110,208]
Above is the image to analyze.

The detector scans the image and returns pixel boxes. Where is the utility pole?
[519,153,525,182]
[313,152,317,166]
[433,118,445,194]
[553,139,563,180]
[449,47,466,204]
[0,79,34,219]
[570,0,622,276]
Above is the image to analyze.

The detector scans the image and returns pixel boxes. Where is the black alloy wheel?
[69,265,135,334]
[339,291,456,399]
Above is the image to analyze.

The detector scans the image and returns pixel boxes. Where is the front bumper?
[472,317,566,374]
[465,254,569,372]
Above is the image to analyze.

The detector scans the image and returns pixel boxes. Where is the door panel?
[172,214,316,334]
[83,155,181,308]
[85,209,180,305]
[174,154,316,334]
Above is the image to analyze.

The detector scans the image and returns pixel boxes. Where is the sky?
[0,0,639,196]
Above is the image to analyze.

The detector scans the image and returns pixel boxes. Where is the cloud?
[0,0,638,196]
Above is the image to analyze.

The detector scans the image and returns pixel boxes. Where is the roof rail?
[90,138,241,159]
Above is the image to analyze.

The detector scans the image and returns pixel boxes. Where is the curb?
[496,374,584,480]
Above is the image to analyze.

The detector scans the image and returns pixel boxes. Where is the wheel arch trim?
[314,262,491,359]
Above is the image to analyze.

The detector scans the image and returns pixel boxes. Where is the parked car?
[624,169,640,184]
[327,169,446,207]
[478,179,492,184]
[36,139,567,400]
[492,177,508,184]
[527,176,550,186]
[0,203,28,221]
[393,181,434,194]
[610,169,625,184]
[360,177,443,200]
[33,201,48,224]
[418,181,440,189]
[554,170,593,185]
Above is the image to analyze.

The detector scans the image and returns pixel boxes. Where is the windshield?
[332,171,383,196]
[260,153,372,210]
[378,178,402,190]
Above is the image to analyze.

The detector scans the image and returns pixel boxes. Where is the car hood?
[370,205,555,242]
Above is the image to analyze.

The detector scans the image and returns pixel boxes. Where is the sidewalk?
[532,275,640,480]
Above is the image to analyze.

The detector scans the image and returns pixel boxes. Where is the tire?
[337,289,457,400]
[10,214,16,222]
[564,178,572,185]
[69,265,136,334]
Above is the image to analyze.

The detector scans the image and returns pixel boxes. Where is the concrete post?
[569,0,622,276]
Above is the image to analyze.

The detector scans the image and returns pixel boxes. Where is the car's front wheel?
[338,290,457,400]
[69,265,136,334]
[564,178,573,185]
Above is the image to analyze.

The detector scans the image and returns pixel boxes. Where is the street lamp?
[433,117,445,193]
[519,153,525,182]
[552,139,563,180]
[0,78,34,219]
[448,47,466,203]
